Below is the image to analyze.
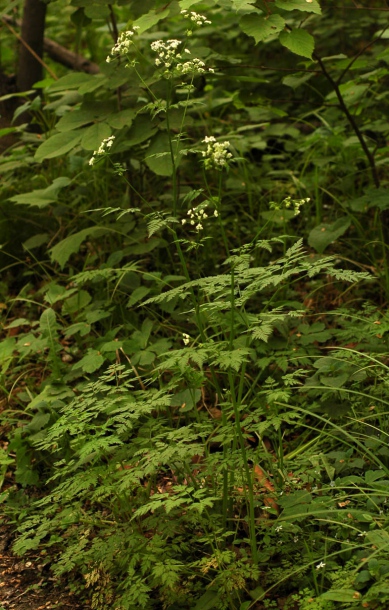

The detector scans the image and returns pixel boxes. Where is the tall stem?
[314,52,379,190]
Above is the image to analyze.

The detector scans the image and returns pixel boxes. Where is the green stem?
[228,370,258,564]
[165,81,178,217]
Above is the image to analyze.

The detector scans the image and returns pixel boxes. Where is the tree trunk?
[16,0,47,92]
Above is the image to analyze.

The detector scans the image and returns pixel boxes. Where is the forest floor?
[0,526,86,610]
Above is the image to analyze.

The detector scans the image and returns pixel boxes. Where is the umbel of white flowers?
[202,136,233,170]
[106,27,139,62]
[182,204,219,232]
[180,9,211,26]
[150,39,214,77]
[180,9,211,35]
[89,136,115,166]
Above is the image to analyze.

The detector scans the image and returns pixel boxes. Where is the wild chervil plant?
[2,1,389,609]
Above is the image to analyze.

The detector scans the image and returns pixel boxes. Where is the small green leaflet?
[39,308,58,335]
[179,0,207,9]
[279,29,314,59]
[50,227,108,269]
[232,0,258,12]
[283,72,313,89]
[47,72,91,92]
[72,349,105,374]
[308,217,351,253]
[170,389,202,412]
[35,131,82,162]
[56,109,96,133]
[145,132,184,176]
[81,122,111,151]
[320,590,360,603]
[240,14,285,44]
[23,234,50,250]
[193,589,220,610]
[275,0,321,15]
[9,177,71,208]
[133,8,170,34]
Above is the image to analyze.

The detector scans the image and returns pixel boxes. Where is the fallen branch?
[1,15,99,75]
[43,37,99,75]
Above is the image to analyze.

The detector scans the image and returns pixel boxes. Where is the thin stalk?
[314,52,379,190]
[228,371,259,564]
[165,81,179,217]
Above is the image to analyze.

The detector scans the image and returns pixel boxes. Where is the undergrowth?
[1,1,389,609]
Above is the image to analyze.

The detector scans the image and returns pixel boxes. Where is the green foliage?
[1,0,389,608]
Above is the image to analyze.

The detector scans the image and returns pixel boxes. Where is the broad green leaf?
[84,4,109,18]
[248,586,265,602]
[62,289,92,314]
[39,308,57,333]
[118,115,157,149]
[10,177,71,208]
[107,108,135,129]
[348,188,389,212]
[240,13,285,44]
[0,127,18,137]
[81,122,111,151]
[127,286,151,308]
[232,0,259,12]
[320,373,349,388]
[308,217,351,253]
[179,0,203,9]
[34,132,82,162]
[365,470,386,483]
[73,349,104,374]
[275,0,321,14]
[64,322,91,338]
[193,589,220,610]
[127,239,161,255]
[170,389,202,412]
[44,283,78,305]
[145,132,181,176]
[100,340,123,353]
[366,530,389,547]
[0,337,16,363]
[4,318,31,329]
[78,75,108,95]
[48,72,93,92]
[279,29,314,59]
[133,8,170,34]
[261,210,295,224]
[320,590,361,602]
[50,227,108,269]
[23,233,50,250]
[138,350,156,366]
[283,72,313,89]
[70,7,92,28]
[326,82,369,105]
[56,109,95,132]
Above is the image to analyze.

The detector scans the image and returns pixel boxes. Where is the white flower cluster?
[177,58,207,74]
[202,136,233,170]
[182,205,218,232]
[89,136,115,166]
[151,39,182,69]
[270,196,310,216]
[183,333,191,345]
[151,39,214,77]
[181,10,211,35]
[106,28,139,62]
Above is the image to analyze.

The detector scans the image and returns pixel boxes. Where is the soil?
[0,526,87,610]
